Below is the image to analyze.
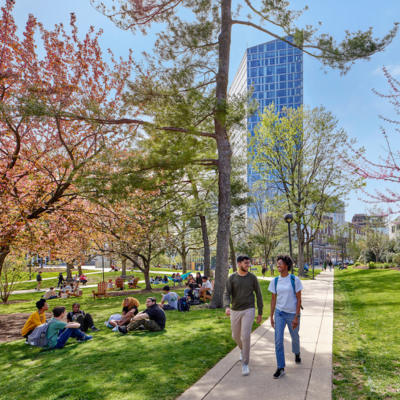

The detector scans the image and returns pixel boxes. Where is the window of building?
[288,81,294,88]
[266,76,275,83]
[288,73,293,81]
[270,58,276,65]
[277,90,286,97]
[294,72,302,80]
[266,91,275,98]
[277,41,286,50]
[279,56,286,64]
[279,74,287,81]
[250,68,257,77]
[295,55,302,62]
[294,80,302,88]
[280,82,287,89]
[266,43,275,51]
[266,66,275,75]
[250,60,260,67]
[276,65,286,74]
[258,44,265,52]
[258,67,264,76]
[250,47,257,54]
[269,83,275,90]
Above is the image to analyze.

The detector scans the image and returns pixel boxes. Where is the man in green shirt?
[46,306,93,349]
[223,255,263,376]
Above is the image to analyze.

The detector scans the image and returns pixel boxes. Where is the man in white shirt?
[198,276,213,302]
[43,287,58,300]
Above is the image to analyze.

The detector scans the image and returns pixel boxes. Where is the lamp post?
[284,214,294,269]
[310,234,316,280]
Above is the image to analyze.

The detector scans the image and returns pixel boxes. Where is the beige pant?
[230,308,256,365]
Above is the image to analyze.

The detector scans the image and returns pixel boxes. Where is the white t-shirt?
[202,280,213,293]
[268,275,303,314]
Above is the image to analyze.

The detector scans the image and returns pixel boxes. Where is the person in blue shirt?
[160,285,179,310]
[268,254,303,379]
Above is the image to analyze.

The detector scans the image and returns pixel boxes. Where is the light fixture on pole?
[310,234,316,280]
[284,213,294,270]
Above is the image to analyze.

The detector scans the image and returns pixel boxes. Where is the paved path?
[178,270,334,400]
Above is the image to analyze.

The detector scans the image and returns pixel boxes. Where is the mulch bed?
[0,312,54,343]
[1,300,31,305]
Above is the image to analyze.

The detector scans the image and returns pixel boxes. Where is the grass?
[0,281,273,400]
[333,266,400,399]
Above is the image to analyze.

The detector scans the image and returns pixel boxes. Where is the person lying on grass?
[45,306,92,349]
[160,285,179,310]
[67,303,99,333]
[118,297,166,334]
[21,299,48,343]
[109,297,140,331]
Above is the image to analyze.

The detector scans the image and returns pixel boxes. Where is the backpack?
[274,274,303,310]
[177,297,190,312]
[27,319,58,347]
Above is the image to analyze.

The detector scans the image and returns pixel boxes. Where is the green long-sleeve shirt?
[223,272,263,315]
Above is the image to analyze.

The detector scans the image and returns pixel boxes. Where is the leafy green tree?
[250,105,363,276]
[86,0,397,305]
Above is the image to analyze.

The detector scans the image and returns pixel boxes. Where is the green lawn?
[333,266,400,399]
[0,281,273,400]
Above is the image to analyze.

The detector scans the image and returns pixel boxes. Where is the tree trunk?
[77,264,83,276]
[122,257,127,275]
[0,246,10,277]
[143,260,152,290]
[200,215,211,277]
[296,224,305,276]
[210,0,233,309]
[229,235,237,272]
[306,243,310,264]
[182,252,187,274]
[66,262,73,280]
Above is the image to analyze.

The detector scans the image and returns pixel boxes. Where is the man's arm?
[254,276,263,323]
[66,322,80,328]
[132,313,149,321]
[223,276,232,315]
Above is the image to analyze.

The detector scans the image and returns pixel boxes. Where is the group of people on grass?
[21,299,98,349]
[23,252,302,381]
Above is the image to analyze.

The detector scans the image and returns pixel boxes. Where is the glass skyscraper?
[229,37,304,218]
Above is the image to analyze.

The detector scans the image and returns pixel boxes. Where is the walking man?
[223,255,263,376]
[328,260,333,272]
[35,271,42,291]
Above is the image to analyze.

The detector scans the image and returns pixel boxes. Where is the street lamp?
[310,234,316,280]
[284,213,294,268]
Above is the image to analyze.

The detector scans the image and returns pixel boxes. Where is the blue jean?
[274,309,300,369]
[184,289,189,296]
[55,328,85,349]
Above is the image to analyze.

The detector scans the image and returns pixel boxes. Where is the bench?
[251,267,258,271]
[119,275,135,280]
[92,282,109,300]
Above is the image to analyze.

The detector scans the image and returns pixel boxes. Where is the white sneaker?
[112,326,119,332]
[242,364,250,376]
[238,351,243,361]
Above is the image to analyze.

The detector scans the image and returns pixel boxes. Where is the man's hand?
[271,317,275,329]
[225,308,231,316]
[256,315,262,324]
[292,316,299,330]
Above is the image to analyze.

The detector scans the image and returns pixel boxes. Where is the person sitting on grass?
[186,283,201,305]
[184,275,196,296]
[150,276,155,284]
[109,297,140,330]
[162,275,169,284]
[43,287,58,300]
[45,306,92,349]
[58,282,72,297]
[118,297,166,334]
[79,274,88,285]
[67,303,99,333]
[198,276,213,302]
[107,278,114,291]
[160,285,179,310]
[21,299,48,342]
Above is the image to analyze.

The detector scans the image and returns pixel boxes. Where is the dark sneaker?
[273,368,285,379]
[118,326,128,335]
[295,353,301,364]
[91,326,100,332]
[77,335,93,343]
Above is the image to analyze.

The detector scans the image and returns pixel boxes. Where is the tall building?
[229,37,304,217]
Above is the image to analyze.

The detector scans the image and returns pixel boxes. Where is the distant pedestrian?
[57,272,64,288]
[322,261,327,271]
[270,262,275,277]
[35,271,42,291]
[261,263,267,278]
[328,260,333,272]
[223,255,263,377]
[269,254,303,379]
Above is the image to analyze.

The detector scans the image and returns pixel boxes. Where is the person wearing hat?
[21,299,49,343]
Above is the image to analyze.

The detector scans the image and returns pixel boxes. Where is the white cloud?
[372,65,400,76]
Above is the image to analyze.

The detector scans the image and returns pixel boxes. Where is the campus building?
[229,37,304,218]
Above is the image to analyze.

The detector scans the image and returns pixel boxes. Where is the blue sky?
[11,0,400,221]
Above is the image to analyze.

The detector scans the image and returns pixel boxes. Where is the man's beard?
[240,265,248,273]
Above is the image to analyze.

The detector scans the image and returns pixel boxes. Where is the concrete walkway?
[178,271,334,400]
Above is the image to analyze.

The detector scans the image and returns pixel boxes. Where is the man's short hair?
[163,285,170,292]
[202,276,208,280]
[53,306,66,318]
[276,254,293,270]
[72,303,80,308]
[36,299,46,310]
[237,255,250,263]
[147,297,157,304]
[50,287,54,290]
[189,283,194,289]
[38,271,42,274]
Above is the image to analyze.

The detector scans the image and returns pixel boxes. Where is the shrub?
[354,262,361,266]
[383,263,390,269]
[393,254,400,266]
[369,262,377,269]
